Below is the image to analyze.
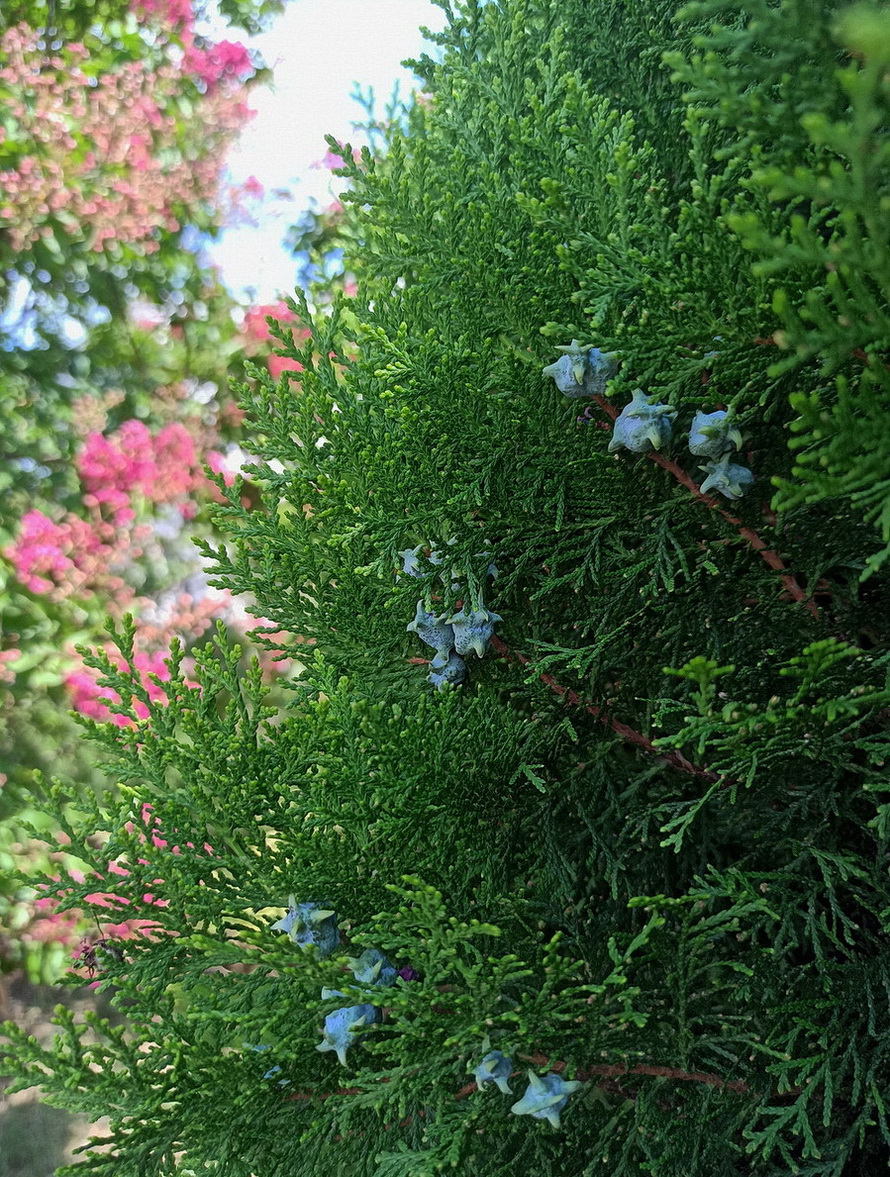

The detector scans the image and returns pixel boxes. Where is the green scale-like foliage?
[4,1,890,1174]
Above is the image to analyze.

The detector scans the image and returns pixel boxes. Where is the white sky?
[209,0,445,303]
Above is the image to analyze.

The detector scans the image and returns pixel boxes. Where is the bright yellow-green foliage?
[4,2,890,1174]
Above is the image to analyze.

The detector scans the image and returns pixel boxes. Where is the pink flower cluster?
[125,802,214,858]
[28,897,82,944]
[131,0,193,25]
[66,647,171,729]
[0,24,251,254]
[242,302,310,379]
[77,419,205,523]
[183,40,254,90]
[314,145,364,171]
[64,592,223,726]
[6,411,216,601]
[0,648,21,686]
[4,509,137,600]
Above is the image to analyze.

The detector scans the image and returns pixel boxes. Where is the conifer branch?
[292,1057,750,1132]
[488,635,722,783]
[589,396,821,620]
[455,1055,751,1097]
[522,1055,750,1093]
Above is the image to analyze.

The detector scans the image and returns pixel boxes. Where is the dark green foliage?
[4,0,890,1173]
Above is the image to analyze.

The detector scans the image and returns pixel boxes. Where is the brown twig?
[489,634,722,783]
[521,1052,750,1094]
[287,1053,749,1134]
[590,394,820,621]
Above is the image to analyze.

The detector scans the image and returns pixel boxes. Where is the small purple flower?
[699,454,754,500]
[608,389,676,453]
[270,898,339,957]
[428,649,467,690]
[396,965,421,983]
[474,1050,513,1095]
[543,340,618,398]
[407,600,455,655]
[688,410,742,459]
[510,1071,583,1130]
[447,606,502,658]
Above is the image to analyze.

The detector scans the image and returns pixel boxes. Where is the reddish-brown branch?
[489,634,722,783]
[521,1052,750,1094]
[287,1054,749,1132]
[590,394,820,621]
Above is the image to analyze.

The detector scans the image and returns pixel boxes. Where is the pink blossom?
[0,648,21,685]
[4,509,127,600]
[183,40,253,90]
[206,449,238,487]
[76,418,204,513]
[131,0,193,25]
[66,647,171,728]
[242,301,291,344]
[313,145,363,171]
[269,353,304,379]
[242,303,309,379]
[24,903,81,944]
[0,24,250,254]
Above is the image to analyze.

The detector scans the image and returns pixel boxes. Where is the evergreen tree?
[4,0,890,1173]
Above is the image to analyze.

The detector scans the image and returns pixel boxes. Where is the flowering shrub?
[183,39,254,90]
[6,508,139,601]
[131,0,193,25]
[0,23,251,257]
[76,418,206,520]
[242,301,310,379]
[0,0,280,981]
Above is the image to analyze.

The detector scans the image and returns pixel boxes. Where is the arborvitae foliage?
[4,1,890,1174]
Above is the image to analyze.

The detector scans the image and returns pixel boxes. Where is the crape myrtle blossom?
[242,302,310,379]
[0,648,22,686]
[64,591,224,728]
[5,508,141,601]
[131,0,194,25]
[6,420,212,602]
[313,145,365,171]
[66,647,172,729]
[0,24,252,255]
[183,40,254,91]
[7,401,228,601]
[77,419,206,521]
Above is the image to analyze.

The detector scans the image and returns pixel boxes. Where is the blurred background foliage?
[0,0,297,981]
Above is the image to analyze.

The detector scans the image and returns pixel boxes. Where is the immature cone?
[447,606,502,658]
[688,410,743,459]
[542,339,618,397]
[608,389,676,453]
[270,898,339,957]
[398,546,424,577]
[407,600,455,655]
[473,1050,514,1095]
[428,648,467,689]
[510,1070,583,1129]
[699,454,754,500]
[347,947,398,987]
[316,998,380,1067]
